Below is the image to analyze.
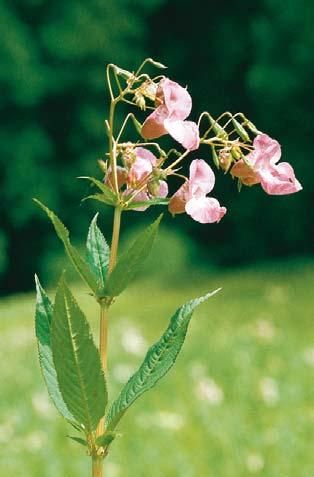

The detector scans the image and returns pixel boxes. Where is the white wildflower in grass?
[246,453,264,473]
[136,411,185,431]
[189,361,207,379]
[112,363,136,383]
[196,378,224,405]
[120,326,147,356]
[107,462,121,477]
[256,318,276,341]
[259,377,280,406]
[25,430,47,451]
[32,391,54,418]
[302,347,314,366]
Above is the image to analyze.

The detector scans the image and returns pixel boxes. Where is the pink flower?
[141,78,200,151]
[169,159,227,224]
[231,134,302,195]
[105,165,127,190]
[127,147,157,184]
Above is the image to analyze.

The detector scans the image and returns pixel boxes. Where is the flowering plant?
[34,58,301,477]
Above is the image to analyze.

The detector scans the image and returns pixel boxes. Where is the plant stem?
[92,456,104,477]
[95,206,122,444]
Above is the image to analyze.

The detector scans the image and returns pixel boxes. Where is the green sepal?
[52,276,108,432]
[86,214,110,292]
[96,431,116,447]
[104,215,162,297]
[34,275,75,422]
[79,177,117,205]
[34,199,100,295]
[106,289,220,431]
[67,436,88,447]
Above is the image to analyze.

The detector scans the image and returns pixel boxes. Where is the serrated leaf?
[34,199,99,295]
[52,278,108,432]
[96,431,116,447]
[86,214,110,291]
[35,275,75,422]
[106,290,220,431]
[67,436,88,447]
[124,198,169,211]
[79,177,117,205]
[105,215,162,297]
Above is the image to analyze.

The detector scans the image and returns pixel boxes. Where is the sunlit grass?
[1,259,314,477]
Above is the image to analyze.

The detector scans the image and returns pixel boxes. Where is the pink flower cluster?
[231,134,302,195]
[141,78,200,150]
[106,76,302,225]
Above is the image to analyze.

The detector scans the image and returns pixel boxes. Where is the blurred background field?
[1,255,314,477]
[0,0,313,475]
[0,0,313,294]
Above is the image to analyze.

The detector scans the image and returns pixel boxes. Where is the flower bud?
[208,115,228,139]
[211,145,220,169]
[98,159,108,174]
[148,180,160,197]
[134,91,146,110]
[219,148,233,172]
[231,145,242,160]
[231,118,250,142]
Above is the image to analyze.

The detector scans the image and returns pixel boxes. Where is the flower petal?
[259,162,302,195]
[189,159,215,196]
[254,134,281,168]
[230,159,260,186]
[157,78,192,120]
[141,105,169,139]
[164,119,200,150]
[134,147,157,166]
[185,196,227,224]
[157,180,168,198]
[168,181,190,214]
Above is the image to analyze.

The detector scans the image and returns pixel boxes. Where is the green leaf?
[96,431,116,447]
[52,277,108,432]
[106,290,220,431]
[86,214,110,291]
[34,199,99,295]
[35,275,75,422]
[105,215,162,297]
[67,436,88,447]
[124,198,169,211]
[79,177,117,205]
[82,194,115,207]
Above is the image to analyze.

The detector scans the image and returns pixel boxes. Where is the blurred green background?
[0,0,313,476]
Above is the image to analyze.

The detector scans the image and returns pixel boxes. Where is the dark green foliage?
[106,290,219,431]
[1,0,313,293]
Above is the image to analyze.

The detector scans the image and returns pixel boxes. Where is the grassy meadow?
[0,258,314,477]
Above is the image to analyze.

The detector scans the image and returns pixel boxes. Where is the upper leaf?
[104,215,162,297]
[34,199,100,296]
[86,214,110,292]
[106,290,220,431]
[79,177,117,206]
[123,198,169,211]
[35,275,75,422]
[51,277,108,432]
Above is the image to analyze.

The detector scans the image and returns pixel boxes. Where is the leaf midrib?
[63,293,93,432]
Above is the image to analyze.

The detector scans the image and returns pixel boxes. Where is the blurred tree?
[0,0,164,293]
[148,0,313,265]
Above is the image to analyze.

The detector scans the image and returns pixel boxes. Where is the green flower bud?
[231,118,250,142]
